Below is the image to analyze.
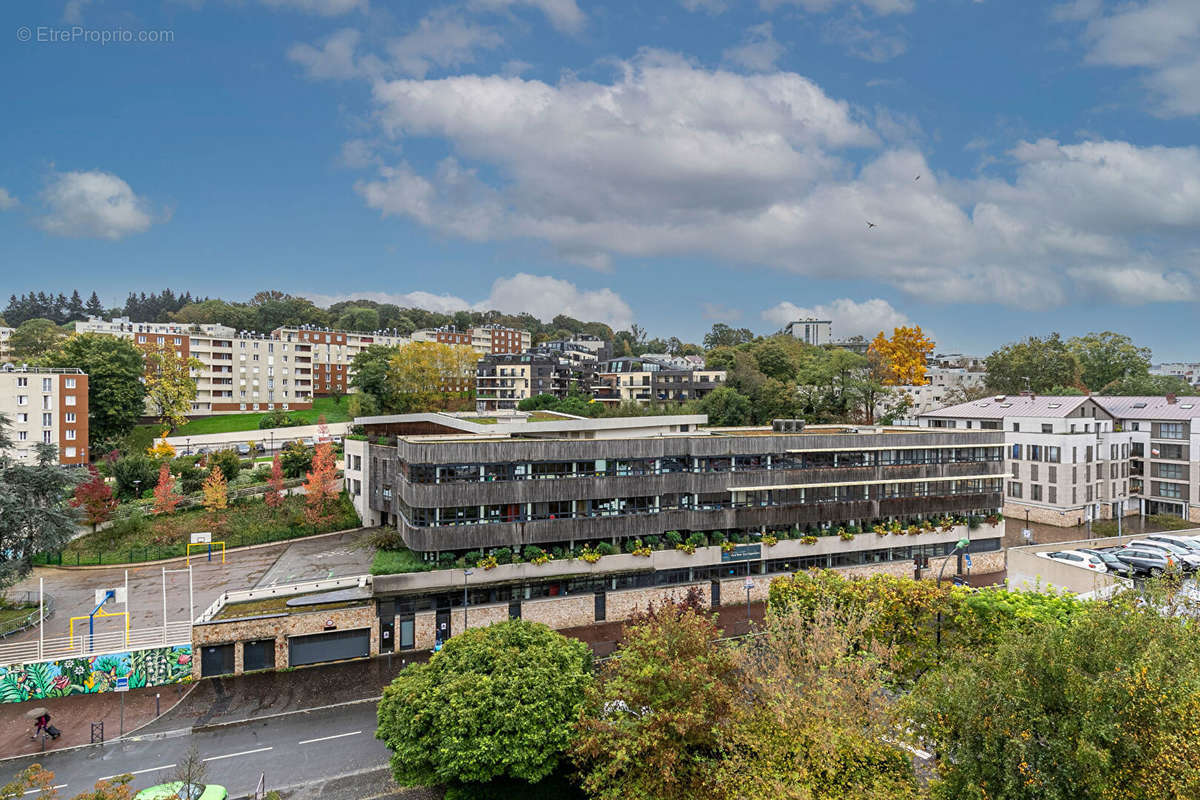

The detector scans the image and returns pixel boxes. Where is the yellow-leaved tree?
[201,465,228,529]
[868,326,935,386]
[388,342,479,412]
[146,432,176,459]
[141,342,204,430]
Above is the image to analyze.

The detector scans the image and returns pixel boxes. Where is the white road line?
[24,785,67,795]
[297,730,362,745]
[202,746,273,762]
[98,765,174,780]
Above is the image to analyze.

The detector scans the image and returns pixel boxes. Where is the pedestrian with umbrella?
[26,707,60,741]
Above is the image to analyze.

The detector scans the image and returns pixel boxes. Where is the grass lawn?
[0,603,37,635]
[170,397,353,438]
[215,593,366,621]
[44,493,360,566]
[371,547,437,575]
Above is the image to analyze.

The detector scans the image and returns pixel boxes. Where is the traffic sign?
[964,553,973,570]
[114,677,129,693]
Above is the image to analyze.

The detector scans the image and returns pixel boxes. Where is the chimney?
[1167,393,1177,404]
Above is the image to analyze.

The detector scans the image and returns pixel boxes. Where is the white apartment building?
[783,318,832,346]
[273,326,411,396]
[1095,396,1200,522]
[893,368,988,417]
[0,327,12,364]
[1150,363,1200,386]
[0,365,88,465]
[411,325,531,356]
[919,395,1132,527]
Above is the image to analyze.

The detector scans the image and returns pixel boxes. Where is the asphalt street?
[0,702,391,798]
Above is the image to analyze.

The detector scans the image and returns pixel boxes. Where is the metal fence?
[0,621,193,667]
[0,592,55,640]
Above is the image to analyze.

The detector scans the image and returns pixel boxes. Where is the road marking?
[98,765,174,780]
[203,746,273,762]
[298,730,362,745]
[24,785,67,795]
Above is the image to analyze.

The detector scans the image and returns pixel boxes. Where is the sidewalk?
[0,683,192,759]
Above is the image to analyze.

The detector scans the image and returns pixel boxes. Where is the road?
[0,702,391,798]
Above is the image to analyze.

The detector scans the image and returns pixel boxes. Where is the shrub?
[253,465,272,482]
[664,531,682,546]
[596,542,617,556]
[710,531,727,545]
[493,547,514,565]
[551,546,565,560]
[686,532,707,548]
[644,535,660,549]
[280,441,314,479]
[438,552,456,568]
[259,409,299,429]
[464,550,482,566]
[210,448,242,483]
[112,453,158,500]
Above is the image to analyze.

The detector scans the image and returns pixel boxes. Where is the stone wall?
[522,594,595,630]
[1005,502,1139,528]
[192,605,378,679]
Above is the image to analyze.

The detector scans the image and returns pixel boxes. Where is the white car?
[1036,550,1108,573]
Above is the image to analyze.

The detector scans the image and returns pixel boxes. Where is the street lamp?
[463,568,473,631]
[935,538,971,655]
[743,577,754,621]
[132,479,141,501]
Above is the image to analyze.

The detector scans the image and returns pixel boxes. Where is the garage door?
[288,628,370,667]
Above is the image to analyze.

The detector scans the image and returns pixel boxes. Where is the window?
[1132,442,1144,457]
[1042,424,1052,433]
[15,377,26,387]
[1012,423,1020,432]
[64,447,76,458]
[1156,462,1185,479]
[65,429,75,441]
[65,395,76,406]
[1012,462,1020,479]
[1007,482,1023,498]
[1086,446,1093,462]
[1049,465,1057,483]
[1048,486,1057,504]
[1155,481,1185,500]
[16,413,27,423]
[1131,422,1140,431]
[16,395,27,406]
[65,378,76,388]
[18,431,27,441]
[1046,446,1061,462]
[1158,423,1186,439]
[42,396,51,410]
[1030,464,1039,482]
[1028,444,1042,461]
[42,430,51,444]
[42,413,52,427]
[1011,443,1022,459]
[1031,484,1042,501]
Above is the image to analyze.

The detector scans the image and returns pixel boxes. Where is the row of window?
[14,395,75,409]
[390,448,1004,485]
[390,480,1002,527]
[13,377,76,390]
[1007,481,1128,504]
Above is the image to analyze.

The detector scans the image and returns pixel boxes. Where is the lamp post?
[935,538,971,656]
[743,577,754,621]
[186,437,191,456]
[463,568,473,631]
[132,479,141,501]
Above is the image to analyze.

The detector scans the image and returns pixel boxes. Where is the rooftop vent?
[1133,402,1148,408]
[993,395,1007,401]
[1047,403,1062,408]
[771,419,806,433]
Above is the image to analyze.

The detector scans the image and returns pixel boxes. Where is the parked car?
[134,782,227,800]
[1115,547,1175,577]
[1078,548,1134,577]
[301,437,316,448]
[1036,550,1108,573]
[1125,540,1200,571]
[1145,534,1200,553]
[235,443,251,457]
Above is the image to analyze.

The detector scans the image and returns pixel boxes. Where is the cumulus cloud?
[387,11,504,78]
[1066,0,1200,116]
[761,0,915,15]
[823,17,908,62]
[337,50,1200,311]
[468,0,586,34]
[0,188,18,211]
[762,298,914,340]
[311,274,634,328]
[38,170,156,240]
[723,23,785,72]
[288,28,363,80]
[259,0,365,15]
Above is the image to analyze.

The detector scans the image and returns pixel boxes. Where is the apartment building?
[540,334,611,362]
[0,327,12,364]
[412,325,532,356]
[893,368,988,417]
[594,356,726,405]
[0,366,88,465]
[345,412,1004,557]
[475,351,597,413]
[1095,396,1200,521]
[1150,363,1200,386]
[919,395,1133,526]
[273,326,410,396]
[783,318,832,346]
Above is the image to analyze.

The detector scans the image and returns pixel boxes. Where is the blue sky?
[2,0,1199,358]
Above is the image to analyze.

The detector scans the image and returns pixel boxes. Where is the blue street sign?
[964,553,973,570]
[114,677,129,693]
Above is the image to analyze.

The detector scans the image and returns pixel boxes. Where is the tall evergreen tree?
[85,291,104,317]
[67,290,85,321]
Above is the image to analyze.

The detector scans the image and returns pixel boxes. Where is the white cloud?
[823,16,908,62]
[761,0,915,15]
[287,28,363,80]
[38,170,156,240]
[310,274,634,328]
[62,0,92,24]
[723,23,785,72]
[468,0,586,33]
[681,0,728,12]
[762,298,914,340]
[386,11,503,78]
[0,188,18,211]
[703,303,743,321]
[259,0,365,15]
[1065,265,1196,303]
[1067,0,1200,116]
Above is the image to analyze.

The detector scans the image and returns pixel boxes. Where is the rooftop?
[1095,396,1200,420]
[921,395,1095,419]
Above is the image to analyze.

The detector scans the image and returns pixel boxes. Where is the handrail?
[0,621,192,667]
[195,575,371,623]
[0,592,55,639]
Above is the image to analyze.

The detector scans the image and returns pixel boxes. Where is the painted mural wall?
[0,645,193,703]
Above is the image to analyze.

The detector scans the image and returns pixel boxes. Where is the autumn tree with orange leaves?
[264,453,285,511]
[868,326,935,386]
[152,461,180,516]
[304,442,338,526]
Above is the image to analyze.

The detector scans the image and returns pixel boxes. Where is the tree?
[335,305,381,332]
[201,465,228,524]
[173,746,207,800]
[146,433,176,460]
[112,454,157,500]
[279,441,313,478]
[350,345,400,412]
[906,595,1200,800]
[264,454,285,510]
[572,593,739,800]
[85,291,105,317]
[1067,331,1151,391]
[703,323,756,350]
[43,334,146,450]
[303,442,338,526]
[140,342,202,430]
[2,765,133,800]
[695,386,752,426]
[377,620,591,790]
[0,417,81,589]
[752,338,801,383]
[388,342,479,412]
[71,464,117,531]
[152,461,180,516]
[714,605,918,800]
[10,318,66,361]
[1100,373,1197,396]
[868,325,935,386]
[209,448,242,483]
[984,333,1080,394]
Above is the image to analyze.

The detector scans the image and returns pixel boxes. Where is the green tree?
[377,620,591,791]
[336,305,381,332]
[0,416,81,589]
[10,318,66,361]
[1100,373,1197,396]
[112,453,157,500]
[703,323,756,350]
[349,345,399,412]
[906,595,1200,800]
[140,342,203,430]
[695,386,752,426]
[1067,331,1151,392]
[751,378,799,423]
[209,448,242,483]
[984,333,1080,394]
[753,338,801,383]
[43,334,147,450]
[572,593,739,800]
[279,440,314,478]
